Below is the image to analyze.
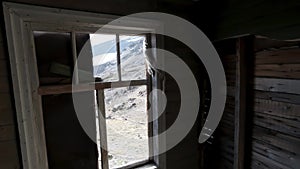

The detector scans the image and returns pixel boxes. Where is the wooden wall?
[0,1,158,169]
[250,39,300,168]
[217,53,236,169]
[203,38,237,169]
[204,36,300,169]
[0,7,205,169]
[0,0,299,168]
[0,24,21,169]
[163,36,204,169]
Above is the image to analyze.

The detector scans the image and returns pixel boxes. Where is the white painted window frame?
[3,2,165,169]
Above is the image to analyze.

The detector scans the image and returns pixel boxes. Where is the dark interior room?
[0,0,299,169]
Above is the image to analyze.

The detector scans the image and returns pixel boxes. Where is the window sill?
[114,161,157,169]
[134,163,157,169]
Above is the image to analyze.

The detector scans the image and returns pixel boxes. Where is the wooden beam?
[71,32,79,84]
[116,34,122,81]
[96,89,109,169]
[234,37,252,169]
[38,80,147,95]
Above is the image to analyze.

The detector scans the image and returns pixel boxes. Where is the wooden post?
[71,32,79,84]
[234,37,251,169]
[116,34,122,81]
[96,89,109,169]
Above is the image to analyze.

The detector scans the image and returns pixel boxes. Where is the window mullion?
[96,89,109,169]
[145,34,154,161]
[71,31,79,84]
[116,34,122,81]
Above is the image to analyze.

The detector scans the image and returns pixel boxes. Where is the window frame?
[92,33,151,169]
[3,2,165,169]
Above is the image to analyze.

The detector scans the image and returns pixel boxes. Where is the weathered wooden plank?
[223,109,234,119]
[251,159,268,169]
[134,163,157,169]
[71,32,79,84]
[224,105,235,116]
[116,34,122,81]
[0,29,2,43]
[254,36,299,52]
[225,74,236,87]
[254,111,300,137]
[39,77,71,85]
[222,54,236,76]
[0,44,6,59]
[0,140,20,169]
[96,89,109,169]
[117,160,154,169]
[255,48,300,64]
[220,119,234,132]
[254,78,300,95]
[222,110,234,122]
[225,69,236,76]
[251,152,289,169]
[0,77,10,93]
[38,80,147,95]
[0,60,8,76]
[0,93,11,106]
[220,120,234,130]
[251,150,275,169]
[223,62,236,70]
[226,96,235,106]
[254,90,300,105]
[252,140,299,169]
[220,136,234,151]
[219,158,233,169]
[223,111,234,120]
[222,109,234,119]
[224,62,236,70]
[0,125,16,141]
[227,86,236,97]
[254,98,300,119]
[252,126,300,157]
[0,109,14,126]
[221,54,237,63]
[234,37,250,169]
[220,152,234,165]
[219,124,234,136]
[0,93,14,125]
[218,137,234,167]
[255,64,300,79]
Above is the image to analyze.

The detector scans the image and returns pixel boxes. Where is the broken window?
[90,33,150,169]
[4,4,163,169]
[33,31,152,169]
